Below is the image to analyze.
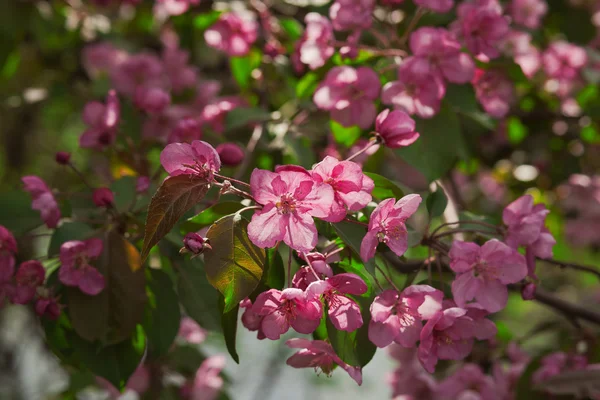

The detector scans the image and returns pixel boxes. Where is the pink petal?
[248,205,286,249]
[58,264,83,287]
[328,295,363,332]
[261,311,290,340]
[328,273,367,295]
[368,318,400,348]
[476,279,508,313]
[85,238,103,259]
[249,169,281,205]
[370,289,397,322]
[451,272,482,308]
[360,229,379,262]
[384,221,409,257]
[395,320,422,348]
[78,266,105,295]
[283,212,318,253]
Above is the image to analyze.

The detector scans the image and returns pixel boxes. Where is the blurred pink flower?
[473,69,515,119]
[59,239,105,296]
[22,176,61,228]
[80,90,120,150]
[436,363,499,400]
[382,67,445,119]
[509,0,547,29]
[298,13,335,70]
[204,13,258,57]
[111,53,164,97]
[13,260,45,304]
[329,0,375,31]
[178,317,207,344]
[216,143,244,167]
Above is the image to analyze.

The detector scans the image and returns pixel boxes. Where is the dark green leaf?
[177,259,222,331]
[426,188,448,219]
[204,214,265,312]
[225,107,272,131]
[330,120,362,147]
[167,344,207,376]
[332,221,376,275]
[219,295,240,364]
[516,356,546,400]
[364,172,405,200]
[48,222,94,256]
[0,191,42,234]
[110,176,137,213]
[186,202,245,228]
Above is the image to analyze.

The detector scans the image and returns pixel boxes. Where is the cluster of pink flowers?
[559,174,600,247]
[22,176,61,229]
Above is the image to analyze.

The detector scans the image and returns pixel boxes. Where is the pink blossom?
[339,30,361,60]
[22,176,61,229]
[414,0,454,12]
[240,298,266,340]
[92,188,114,208]
[136,176,150,193]
[80,90,120,150]
[436,363,499,400]
[286,338,363,385]
[162,46,198,93]
[251,288,323,339]
[501,31,541,79]
[533,352,588,384]
[310,156,374,222]
[204,13,258,57]
[168,117,203,144]
[216,143,244,167]
[182,232,211,256]
[82,42,127,78]
[201,96,247,134]
[404,27,475,84]
[387,346,438,399]
[449,239,527,313]
[247,168,334,252]
[329,0,374,31]
[110,53,164,97]
[155,0,200,16]
[292,252,334,290]
[521,282,536,300]
[143,105,193,141]
[58,239,105,296]
[134,86,171,114]
[360,194,422,262]
[503,195,550,248]
[160,140,221,179]
[97,365,150,399]
[13,260,45,304]
[461,302,498,340]
[0,226,17,282]
[35,290,62,320]
[381,67,445,119]
[418,307,477,373]
[452,0,510,59]
[187,356,226,400]
[510,0,547,29]
[375,109,420,148]
[307,273,367,332]
[542,41,587,81]
[473,68,515,119]
[368,285,443,348]
[313,66,381,129]
[298,13,335,70]
[178,317,207,344]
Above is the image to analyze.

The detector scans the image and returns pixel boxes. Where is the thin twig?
[375,264,400,291]
[539,258,600,280]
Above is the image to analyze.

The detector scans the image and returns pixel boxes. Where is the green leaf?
[143,269,181,358]
[330,120,362,147]
[110,176,137,213]
[167,344,206,376]
[48,222,94,256]
[364,172,405,200]
[229,51,261,90]
[264,247,285,290]
[194,11,221,31]
[395,106,466,182]
[426,188,448,219]
[142,175,210,261]
[67,231,147,344]
[279,18,303,40]
[225,107,272,131]
[0,191,42,234]
[332,221,376,276]
[186,202,245,228]
[296,72,320,99]
[219,295,240,364]
[204,214,265,312]
[516,356,546,400]
[177,259,222,332]
[507,116,528,145]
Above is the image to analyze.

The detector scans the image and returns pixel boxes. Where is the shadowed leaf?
[219,294,240,364]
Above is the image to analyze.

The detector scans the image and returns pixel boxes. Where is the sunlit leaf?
[365,172,405,200]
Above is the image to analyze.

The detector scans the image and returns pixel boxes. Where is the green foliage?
[333,221,376,276]
[426,187,448,219]
[186,201,245,229]
[225,107,272,131]
[330,120,362,147]
[219,295,240,364]
[48,222,94,256]
[365,172,405,200]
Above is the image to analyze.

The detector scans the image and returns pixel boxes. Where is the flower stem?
[345,137,380,162]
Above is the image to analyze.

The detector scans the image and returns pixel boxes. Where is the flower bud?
[521,282,536,301]
[216,143,245,167]
[181,232,211,256]
[375,109,420,149]
[35,289,62,320]
[136,176,150,193]
[55,151,71,165]
[93,187,114,208]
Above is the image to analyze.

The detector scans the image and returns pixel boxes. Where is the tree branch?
[532,287,600,326]
[539,258,600,280]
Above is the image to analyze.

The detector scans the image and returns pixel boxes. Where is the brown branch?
[532,287,600,326]
[539,258,600,280]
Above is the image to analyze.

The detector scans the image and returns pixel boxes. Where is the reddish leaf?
[141,175,210,261]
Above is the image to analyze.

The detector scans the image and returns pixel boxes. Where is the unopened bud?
[521,282,536,301]
[216,143,245,167]
[92,187,114,208]
[181,232,211,256]
[55,151,71,165]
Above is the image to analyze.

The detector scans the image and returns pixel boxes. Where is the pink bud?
[521,282,536,301]
[216,143,245,167]
[93,188,114,208]
[35,290,62,320]
[55,151,71,165]
[182,232,211,255]
[136,176,150,193]
[375,109,420,148]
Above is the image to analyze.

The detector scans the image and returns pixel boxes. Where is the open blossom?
[310,156,374,222]
[82,42,127,78]
[59,239,105,296]
[111,53,164,97]
[307,273,367,332]
[80,90,120,150]
[185,356,226,400]
[360,194,422,262]
[418,307,478,373]
[251,288,323,339]
[292,252,334,290]
[160,140,221,179]
[368,285,443,348]
[162,46,198,93]
[204,13,258,57]
[247,168,334,252]
[286,338,363,385]
[510,0,547,29]
[452,0,510,59]
[382,67,445,119]
[13,260,45,304]
[375,109,420,148]
[473,69,515,119]
[22,176,61,229]
[414,0,454,12]
[532,352,588,384]
[436,363,499,400]
[542,41,587,81]
[298,13,334,70]
[501,31,541,79]
[35,289,62,320]
[388,346,438,399]
[201,96,247,134]
[329,0,374,31]
[178,317,207,344]
[240,298,266,340]
[403,27,475,84]
[313,66,381,129]
[155,0,200,16]
[449,239,527,313]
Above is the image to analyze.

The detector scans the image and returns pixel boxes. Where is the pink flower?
[110,53,164,97]
[473,69,515,119]
[436,363,499,400]
[509,0,547,29]
[503,195,551,248]
[414,0,454,12]
[58,239,105,296]
[452,0,510,59]
[329,0,375,31]
[247,168,334,252]
[313,66,381,129]
[542,41,587,81]
[240,298,266,340]
[449,239,526,313]
[368,285,443,348]
[187,356,226,400]
[216,143,244,167]
[168,117,203,144]
[251,288,323,339]
[136,176,150,193]
[92,188,114,208]
[82,42,127,78]
[97,365,150,399]
[160,140,221,179]
[461,302,498,340]
[298,13,335,70]
[13,260,45,304]
[155,0,200,16]
[292,252,334,290]
[307,273,367,332]
[381,68,445,118]
[0,226,17,280]
[286,338,363,385]
[80,90,120,150]
[22,176,61,229]
[404,27,475,84]
[35,290,62,320]
[360,194,422,262]
[162,46,198,93]
[310,156,374,222]
[204,13,258,57]
[532,352,588,384]
[375,109,420,148]
[134,86,171,114]
[388,346,438,399]
[201,96,247,134]
[418,307,477,373]
[501,31,541,79]
[178,317,207,344]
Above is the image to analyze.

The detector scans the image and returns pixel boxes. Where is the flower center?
[276,193,296,214]
[279,299,298,321]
